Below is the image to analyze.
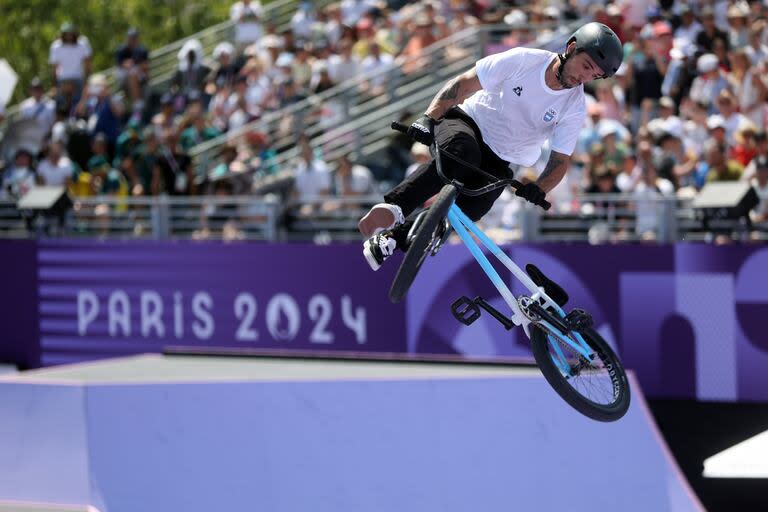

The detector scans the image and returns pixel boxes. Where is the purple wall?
[2,239,768,401]
[0,240,39,369]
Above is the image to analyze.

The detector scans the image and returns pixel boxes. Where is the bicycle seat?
[525,264,569,307]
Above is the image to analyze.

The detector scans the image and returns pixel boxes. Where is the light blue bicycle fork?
[446,203,595,375]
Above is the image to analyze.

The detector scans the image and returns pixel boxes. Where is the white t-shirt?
[460,47,587,167]
[37,156,74,186]
[49,39,92,81]
[19,97,57,135]
[293,159,331,200]
[230,1,264,44]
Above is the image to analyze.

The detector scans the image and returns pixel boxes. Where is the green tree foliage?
[0,0,233,105]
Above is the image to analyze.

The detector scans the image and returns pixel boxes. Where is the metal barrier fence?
[2,193,763,243]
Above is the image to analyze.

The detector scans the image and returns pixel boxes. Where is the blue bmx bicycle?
[389,122,630,422]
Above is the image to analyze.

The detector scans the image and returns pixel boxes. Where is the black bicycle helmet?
[566,22,624,78]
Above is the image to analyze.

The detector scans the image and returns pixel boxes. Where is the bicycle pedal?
[451,296,481,326]
[565,308,593,331]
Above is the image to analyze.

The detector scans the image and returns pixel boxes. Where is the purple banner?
[36,240,405,366]
[0,239,39,369]
[3,239,768,401]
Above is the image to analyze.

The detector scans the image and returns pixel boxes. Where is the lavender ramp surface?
[0,356,702,512]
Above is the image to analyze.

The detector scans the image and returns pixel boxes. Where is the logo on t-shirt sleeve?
[543,108,557,122]
[513,86,523,96]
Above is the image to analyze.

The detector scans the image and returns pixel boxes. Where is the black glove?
[407,114,436,145]
[515,182,546,206]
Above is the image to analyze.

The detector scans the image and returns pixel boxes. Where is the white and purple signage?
[1,239,767,402]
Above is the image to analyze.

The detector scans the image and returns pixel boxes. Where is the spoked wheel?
[389,184,457,303]
[530,323,631,422]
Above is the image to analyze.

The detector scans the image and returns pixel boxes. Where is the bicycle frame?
[445,203,596,371]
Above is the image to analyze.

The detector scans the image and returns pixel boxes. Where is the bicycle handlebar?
[391,122,551,211]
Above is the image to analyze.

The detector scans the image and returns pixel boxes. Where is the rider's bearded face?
[560,46,606,88]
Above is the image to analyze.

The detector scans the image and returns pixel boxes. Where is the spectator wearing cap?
[209,42,240,90]
[230,0,264,51]
[290,0,317,40]
[49,22,92,99]
[662,41,697,103]
[689,53,729,115]
[749,155,768,224]
[726,2,750,49]
[115,27,149,107]
[171,39,211,106]
[250,34,283,71]
[19,78,56,137]
[37,141,75,187]
[696,7,729,55]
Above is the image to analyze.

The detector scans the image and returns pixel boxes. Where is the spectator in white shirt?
[37,141,74,187]
[49,22,92,96]
[327,40,360,84]
[291,136,331,214]
[19,78,56,137]
[359,42,394,96]
[230,0,264,50]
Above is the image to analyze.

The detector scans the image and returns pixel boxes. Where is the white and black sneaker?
[358,203,405,238]
[363,233,397,271]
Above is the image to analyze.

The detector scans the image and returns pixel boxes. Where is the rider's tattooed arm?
[536,151,571,192]
[425,68,482,120]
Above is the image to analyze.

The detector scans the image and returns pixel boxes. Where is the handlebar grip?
[509,179,551,211]
[391,121,409,133]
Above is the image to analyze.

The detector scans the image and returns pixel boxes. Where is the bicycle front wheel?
[388,184,457,303]
[531,324,631,422]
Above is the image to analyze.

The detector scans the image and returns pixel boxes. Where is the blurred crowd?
[1,0,767,242]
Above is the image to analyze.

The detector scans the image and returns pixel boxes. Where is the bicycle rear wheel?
[531,323,630,422]
[388,184,457,303]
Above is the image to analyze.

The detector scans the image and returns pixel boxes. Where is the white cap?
[275,52,294,67]
[213,42,235,59]
[707,114,726,130]
[697,53,719,73]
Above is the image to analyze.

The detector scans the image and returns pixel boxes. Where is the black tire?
[531,324,631,422]
[389,184,458,303]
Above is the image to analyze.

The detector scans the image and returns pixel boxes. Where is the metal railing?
[3,193,764,243]
[0,195,281,240]
[189,21,578,184]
